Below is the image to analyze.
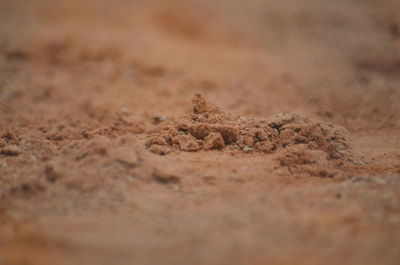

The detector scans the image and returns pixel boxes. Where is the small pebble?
[152,115,167,125]
[243,146,253,153]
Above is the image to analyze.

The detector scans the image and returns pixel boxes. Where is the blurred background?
[1,0,399,129]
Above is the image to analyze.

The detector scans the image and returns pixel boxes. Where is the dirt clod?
[204,132,225,150]
[146,94,353,164]
[152,168,181,184]
[276,144,338,178]
[110,147,139,168]
[0,145,22,156]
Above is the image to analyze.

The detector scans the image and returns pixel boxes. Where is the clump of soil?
[146,94,353,161]
[275,144,340,178]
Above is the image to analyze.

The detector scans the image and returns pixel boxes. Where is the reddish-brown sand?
[1,0,400,264]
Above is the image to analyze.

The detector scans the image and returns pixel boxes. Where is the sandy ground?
[0,0,400,264]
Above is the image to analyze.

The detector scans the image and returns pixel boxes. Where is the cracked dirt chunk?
[172,134,201,151]
[204,132,225,150]
[146,94,353,162]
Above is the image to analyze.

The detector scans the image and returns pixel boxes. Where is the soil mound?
[146,94,353,161]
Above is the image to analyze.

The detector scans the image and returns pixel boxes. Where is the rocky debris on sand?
[146,94,353,162]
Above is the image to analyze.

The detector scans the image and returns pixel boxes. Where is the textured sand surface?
[1,0,400,264]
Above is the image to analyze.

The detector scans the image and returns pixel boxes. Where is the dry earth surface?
[0,0,400,264]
